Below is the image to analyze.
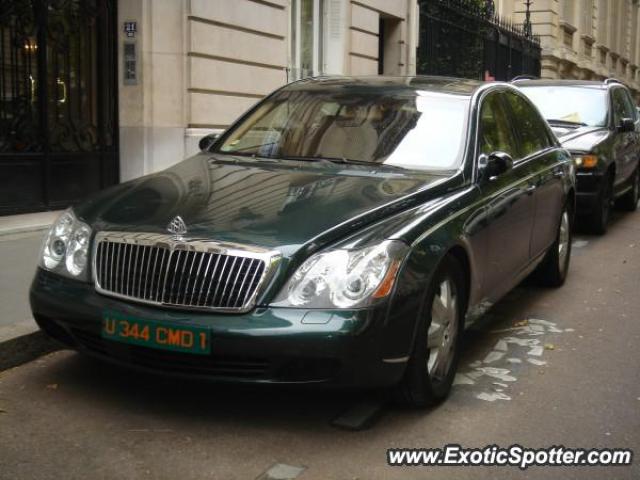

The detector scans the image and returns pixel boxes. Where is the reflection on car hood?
[76,154,457,253]
[552,125,610,152]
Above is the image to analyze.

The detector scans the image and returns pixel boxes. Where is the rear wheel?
[586,173,613,235]
[534,203,572,287]
[617,167,639,212]
[395,256,466,408]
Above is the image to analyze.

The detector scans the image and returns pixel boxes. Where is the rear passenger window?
[478,93,518,159]
[504,92,552,159]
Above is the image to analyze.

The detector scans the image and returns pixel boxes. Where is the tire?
[395,255,466,408]
[617,167,639,212]
[534,203,572,287]
[586,173,613,235]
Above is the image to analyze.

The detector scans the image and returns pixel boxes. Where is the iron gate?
[417,0,541,81]
[0,0,118,215]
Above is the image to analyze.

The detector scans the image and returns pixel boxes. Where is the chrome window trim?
[92,231,281,313]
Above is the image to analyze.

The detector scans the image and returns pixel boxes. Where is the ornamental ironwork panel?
[417,0,541,81]
[0,0,41,153]
[0,0,118,215]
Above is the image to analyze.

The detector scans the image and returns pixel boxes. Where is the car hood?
[551,125,610,152]
[76,154,458,255]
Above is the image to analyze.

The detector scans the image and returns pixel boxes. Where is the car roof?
[283,75,486,96]
[513,79,612,89]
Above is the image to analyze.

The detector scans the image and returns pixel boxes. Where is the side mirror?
[198,133,220,152]
[479,151,513,181]
[617,118,635,133]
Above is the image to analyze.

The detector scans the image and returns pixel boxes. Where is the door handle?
[56,77,66,104]
[525,184,537,195]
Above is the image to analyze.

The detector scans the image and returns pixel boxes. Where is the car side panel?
[529,150,572,257]
[381,149,573,362]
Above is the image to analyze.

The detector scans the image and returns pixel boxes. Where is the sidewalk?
[0,210,61,237]
[0,212,62,369]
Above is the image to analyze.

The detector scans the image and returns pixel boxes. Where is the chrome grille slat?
[190,252,207,307]
[132,244,141,298]
[93,233,272,312]
[107,242,113,291]
[210,256,230,307]
[237,259,257,308]
[204,254,223,306]
[227,258,246,308]
[219,257,238,307]
[125,244,133,297]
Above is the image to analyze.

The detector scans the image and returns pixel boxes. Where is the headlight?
[573,154,598,168]
[40,208,92,279]
[271,240,408,309]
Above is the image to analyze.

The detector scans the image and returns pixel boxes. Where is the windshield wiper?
[310,156,408,171]
[219,151,407,171]
[547,119,588,127]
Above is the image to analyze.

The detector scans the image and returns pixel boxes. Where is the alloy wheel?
[558,210,570,275]
[427,277,459,381]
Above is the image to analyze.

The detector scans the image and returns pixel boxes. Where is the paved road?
[0,211,639,480]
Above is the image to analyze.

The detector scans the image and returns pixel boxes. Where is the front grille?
[93,233,275,312]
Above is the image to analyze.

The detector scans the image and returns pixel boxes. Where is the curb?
[0,328,60,372]
[0,225,50,239]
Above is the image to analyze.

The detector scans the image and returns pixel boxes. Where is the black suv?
[516,79,640,233]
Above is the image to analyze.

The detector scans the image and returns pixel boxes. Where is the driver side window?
[478,93,517,158]
[611,88,634,125]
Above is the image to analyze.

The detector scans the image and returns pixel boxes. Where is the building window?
[599,48,607,64]
[290,0,324,80]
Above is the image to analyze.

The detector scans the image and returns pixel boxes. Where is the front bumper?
[30,269,405,388]
[575,171,605,215]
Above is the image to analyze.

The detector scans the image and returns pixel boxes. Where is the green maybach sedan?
[30,76,575,407]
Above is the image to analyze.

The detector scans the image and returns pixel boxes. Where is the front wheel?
[534,204,572,287]
[395,255,466,408]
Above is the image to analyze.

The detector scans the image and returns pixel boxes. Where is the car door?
[620,88,640,181]
[476,91,536,300]
[610,87,637,188]
[503,90,563,258]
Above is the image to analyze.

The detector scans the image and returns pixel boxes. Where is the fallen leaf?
[544,343,555,350]
[46,383,58,390]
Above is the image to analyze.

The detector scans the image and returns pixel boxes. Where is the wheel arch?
[382,240,474,364]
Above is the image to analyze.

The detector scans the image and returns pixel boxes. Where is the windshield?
[216,88,470,171]
[519,86,608,127]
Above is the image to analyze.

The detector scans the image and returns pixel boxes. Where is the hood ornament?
[167,215,188,239]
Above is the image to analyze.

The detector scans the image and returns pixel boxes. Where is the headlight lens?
[272,240,408,309]
[573,154,598,168]
[41,208,92,279]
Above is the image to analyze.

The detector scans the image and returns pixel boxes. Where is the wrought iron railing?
[417,0,541,81]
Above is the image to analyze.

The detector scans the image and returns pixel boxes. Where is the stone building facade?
[495,0,640,97]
